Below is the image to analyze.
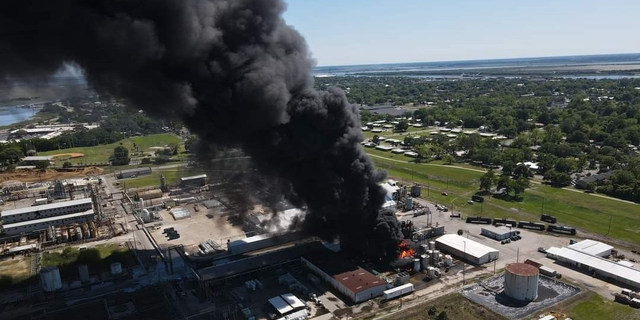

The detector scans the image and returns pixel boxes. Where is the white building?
[567,239,613,257]
[547,245,640,289]
[435,234,499,265]
[481,225,517,241]
[1,198,94,236]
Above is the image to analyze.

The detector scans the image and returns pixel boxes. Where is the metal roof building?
[302,248,387,303]
[567,239,613,257]
[436,234,499,265]
[118,167,152,179]
[481,225,517,241]
[547,246,640,289]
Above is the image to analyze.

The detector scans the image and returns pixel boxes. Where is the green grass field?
[121,168,199,189]
[40,133,182,166]
[563,293,640,320]
[368,150,640,246]
[42,244,136,279]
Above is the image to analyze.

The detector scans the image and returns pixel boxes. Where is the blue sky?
[283,0,640,66]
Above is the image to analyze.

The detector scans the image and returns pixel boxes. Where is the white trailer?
[539,266,559,278]
[382,283,414,300]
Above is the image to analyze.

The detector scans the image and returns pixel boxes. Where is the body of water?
[0,106,41,126]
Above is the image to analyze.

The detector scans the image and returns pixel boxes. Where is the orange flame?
[398,240,415,259]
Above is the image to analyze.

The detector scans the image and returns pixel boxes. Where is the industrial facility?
[301,248,388,303]
[435,234,499,265]
[0,198,95,236]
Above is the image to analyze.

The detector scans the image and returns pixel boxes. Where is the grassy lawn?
[42,244,136,279]
[121,168,199,189]
[381,293,506,320]
[0,257,32,289]
[40,133,182,166]
[562,293,640,320]
[368,151,640,246]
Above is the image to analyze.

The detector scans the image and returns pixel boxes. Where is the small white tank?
[420,254,428,270]
[429,241,436,250]
[444,255,453,267]
[40,267,62,292]
[431,250,441,263]
[427,266,436,278]
[76,227,83,240]
[78,264,90,283]
[413,259,421,273]
[110,262,122,275]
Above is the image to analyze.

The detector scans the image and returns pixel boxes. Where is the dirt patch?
[0,167,104,184]
[50,152,85,160]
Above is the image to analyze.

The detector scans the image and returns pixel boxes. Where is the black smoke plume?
[0,0,402,261]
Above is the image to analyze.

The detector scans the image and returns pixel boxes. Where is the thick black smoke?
[0,0,402,261]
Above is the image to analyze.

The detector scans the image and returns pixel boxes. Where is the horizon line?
[314,52,640,69]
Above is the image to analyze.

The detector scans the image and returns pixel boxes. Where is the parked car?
[441,192,448,196]
[538,247,547,253]
[467,200,474,205]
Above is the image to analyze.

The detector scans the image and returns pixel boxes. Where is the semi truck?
[382,283,414,301]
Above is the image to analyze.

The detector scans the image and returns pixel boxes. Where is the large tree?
[111,145,130,165]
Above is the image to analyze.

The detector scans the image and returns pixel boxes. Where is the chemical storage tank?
[413,259,421,273]
[78,264,90,283]
[504,263,539,302]
[405,197,413,210]
[76,227,83,240]
[40,267,62,292]
[429,241,436,250]
[110,262,122,275]
[420,254,429,270]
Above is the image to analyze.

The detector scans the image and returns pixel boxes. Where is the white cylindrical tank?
[427,267,436,278]
[429,241,436,250]
[413,259,421,273]
[139,198,144,210]
[444,255,453,267]
[504,263,539,302]
[78,264,90,283]
[432,250,440,263]
[76,227,83,240]
[420,244,429,253]
[420,254,428,270]
[40,267,62,292]
[110,262,122,275]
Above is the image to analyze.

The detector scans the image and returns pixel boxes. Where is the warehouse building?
[435,234,499,265]
[267,293,307,319]
[0,198,94,236]
[180,174,208,187]
[1,198,93,224]
[547,246,640,289]
[567,239,613,257]
[481,225,517,241]
[118,167,152,179]
[302,248,387,303]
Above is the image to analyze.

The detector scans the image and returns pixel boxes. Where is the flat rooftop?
[3,210,94,228]
[303,247,385,294]
[567,239,613,256]
[547,246,640,286]
[0,198,92,218]
[436,234,499,259]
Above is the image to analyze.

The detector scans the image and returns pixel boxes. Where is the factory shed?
[435,234,499,265]
[567,239,613,257]
[302,248,387,303]
[180,174,208,187]
[268,296,293,316]
[547,246,640,289]
[481,225,517,240]
[118,167,151,179]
